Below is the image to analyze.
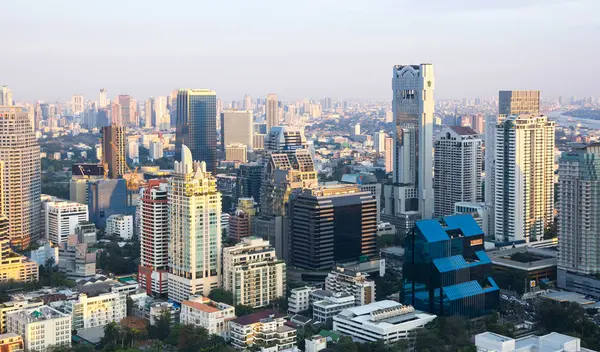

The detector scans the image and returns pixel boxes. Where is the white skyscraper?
[353,123,361,136]
[71,94,84,115]
[99,89,107,108]
[243,94,252,111]
[494,114,555,243]
[373,130,386,153]
[144,97,155,128]
[154,96,169,130]
[0,86,13,106]
[266,94,278,133]
[433,126,483,217]
[168,145,222,302]
[221,110,253,150]
[383,64,435,231]
[44,201,89,244]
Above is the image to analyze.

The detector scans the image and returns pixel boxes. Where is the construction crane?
[111,141,141,191]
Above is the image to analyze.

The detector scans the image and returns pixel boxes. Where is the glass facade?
[402,214,499,318]
[176,89,217,174]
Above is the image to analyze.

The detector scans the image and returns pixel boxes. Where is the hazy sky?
[2,0,599,102]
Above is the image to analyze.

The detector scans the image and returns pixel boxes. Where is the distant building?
[75,221,97,245]
[6,306,71,352]
[235,163,262,204]
[498,90,540,116]
[333,301,436,345]
[180,296,235,339]
[225,143,247,163]
[340,173,382,222]
[221,110,253,149]
[384,137,394,173]
[229,311,296,351]
[87,179,132,229]
[222,237,286,308]
[71,94,84,114]
[373,130,386,153]
[149,140,163,160]
[105,214,134,240]
[403,214,499,317]
[44,201,88,244]
[101,124,126,179]
[475,331,591,352]
[433,126,482,217]
[266,94,279,134]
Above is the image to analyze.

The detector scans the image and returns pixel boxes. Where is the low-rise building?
[75,221,97,245]
[131,296,180,325]
[313,293,355,323]
[57,235,96,280]
[305,335,327,352]
[325,267,376,306]
[288,286,316,315]
[51,292,126,331]
[333,301,436,345]
[180,296,236,339]
[488,247,557,294]
[27,241,59,267]
[6,306,71,352]
[475,331,594,352]
[229,311,296,351]
[0,300,44,333]
[0,240,38,284]
[223,237,286,308]
[105,214,134,240]
[0,332,24,352]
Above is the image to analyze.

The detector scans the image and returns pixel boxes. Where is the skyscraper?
[494,114,555,243]
[118,95,132,126]
[221,110,253,150]
[71,94,84,115]
[154,96,169,130]
[243,94,253,111]
[99,89,107,108]
[384,137,394,173]
[144,97,155,128]
[433,126,483,217]
[138,180,169,296]
[101,124,126,179]
[383,64,435,232]
[266,94,278,133]
[498,90,540,116]
[0,86,13,106]
[289,185,378,271]
[0,107,41,249]
[235,163,262,204]
[168,145,221,302]
[373,130,386,153]
[175,89,217,174]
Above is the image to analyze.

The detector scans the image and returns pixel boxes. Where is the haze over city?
[2,0,600,101]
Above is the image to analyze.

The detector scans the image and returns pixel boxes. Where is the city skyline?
[2,0,599,102]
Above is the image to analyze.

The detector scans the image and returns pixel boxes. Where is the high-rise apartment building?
[144,97,155,128]
[138,180,169,296]
[263,126,307,154]
[0,106,41,249]
[44,201,89,244]
[243,94,253,111]
[385,137,394,173]
[266,94,278,133]
[168,146,221,302]
[149,140,163,160]
[221,110,253,149]
[498,90,540,116]
[373,130,386,153]
[289,185,377,271]
[175,89,217,174]
[99,88,107,108]
[155,96,169,130]
[384,64,435,233]
[101,124,126,179]
[118,95,133,126]
[494,114,555,243]
[433,126,483,217]
[235,163,262,204]
[403,214,499,317]
[0,86,13,106]
[223,237,286,308]
[7,306,71,352]
[71,94,84,114]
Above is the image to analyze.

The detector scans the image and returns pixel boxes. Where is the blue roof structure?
[442,214,484,237]
[416,214,484,243]
[444,281,484,301]
[416,219,449,242]
[433,255,469,273]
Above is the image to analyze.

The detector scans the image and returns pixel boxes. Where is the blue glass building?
[402,214,499,317]
[175,89,217,174]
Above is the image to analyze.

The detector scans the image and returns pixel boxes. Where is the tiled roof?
[182,300,220,313]
[232,310,283,325]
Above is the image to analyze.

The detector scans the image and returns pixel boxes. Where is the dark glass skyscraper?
[175,89,217,174]
[402,214,499,318]
[235,162,262,203]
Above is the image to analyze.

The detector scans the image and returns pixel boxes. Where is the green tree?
[334,336,358,352]
[148,311,172,341]
[208,288,234,305]
[235,304,254,316]
[101,321,120,349]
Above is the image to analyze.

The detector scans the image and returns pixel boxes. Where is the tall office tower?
[384,137,394,173]
[322,97,332,111]
[110,101,121,125]
[71,94,84,114]
[175,89,217,174]
[138,180,169,296]
[99,89,107,108]
[483,114,499,239]
[340,173,382,222]
[263,126,307,154]
[149,140,163,160]
[44,201,89,244]
[0,86,13,106]
[154,96,169,130]
[266,93,278,133]
[402,214,499,317]
[144,97,155,128]
[243,94,253,111]
[118,95,132,125]
[373,130,386,153]
[383,64,435,232]
[101,124,126,179]
[127,140,139,161]
[289,185,378,271]
[494,114,555,243]
[168,146,222,302]
[433,126,483,217]
[472,114,485,134]
[222,237,286,308]
[221,110,253,149]
[235,163,262,204]
[130,98,139,126]
[498,90,540,116]
[225,144,247,163]
[0,107,41,249]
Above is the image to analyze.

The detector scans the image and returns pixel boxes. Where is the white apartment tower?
[0,86,13,106]
[168,145,222,302]
[494,114,555,243]
[44,201,89,244]
[71,94,84,115]
[0,106,41,249]
[373,130,386,153]
[433,126,483,217]
[266,94,278,133]
[384,64,435,231]
[99,89,108,108]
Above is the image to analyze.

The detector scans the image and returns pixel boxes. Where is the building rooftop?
[488,247,557,271]
[182,300,220,313]
[541,291,596,306]
[449,125,479,136]
[10,305,67,322]
[335,300,436,329]
[416,214,483,243]
[232,310,284,325]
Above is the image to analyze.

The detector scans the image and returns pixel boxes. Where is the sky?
[1,0,599,102]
